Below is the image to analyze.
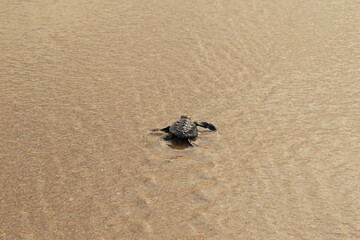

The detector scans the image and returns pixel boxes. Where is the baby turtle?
[152,115,216,146]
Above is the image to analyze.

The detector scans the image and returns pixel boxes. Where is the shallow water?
[1,0,359,239]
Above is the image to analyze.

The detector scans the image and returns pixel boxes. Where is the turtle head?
[180,115,190,120]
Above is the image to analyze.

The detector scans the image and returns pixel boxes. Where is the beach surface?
[1,0,359,239]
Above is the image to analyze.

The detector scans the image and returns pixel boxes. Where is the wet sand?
[1,0,359,239]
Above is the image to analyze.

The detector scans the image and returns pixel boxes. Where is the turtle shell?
[169,115,198,138]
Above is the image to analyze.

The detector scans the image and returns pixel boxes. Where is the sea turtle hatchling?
[152,115,216,146]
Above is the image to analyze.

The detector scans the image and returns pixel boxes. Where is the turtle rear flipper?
[187,138,198,147]
[163,134,174,140]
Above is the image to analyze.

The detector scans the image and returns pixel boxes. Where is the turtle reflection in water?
[152,115,216,146]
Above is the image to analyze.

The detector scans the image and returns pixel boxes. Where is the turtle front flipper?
[152,126,170,133]
[194,121,216,131]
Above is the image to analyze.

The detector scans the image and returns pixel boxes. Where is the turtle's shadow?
[149,131,194,150]
[166,137,194,150]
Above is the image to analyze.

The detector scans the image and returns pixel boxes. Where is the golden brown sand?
[1,0,359,239]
